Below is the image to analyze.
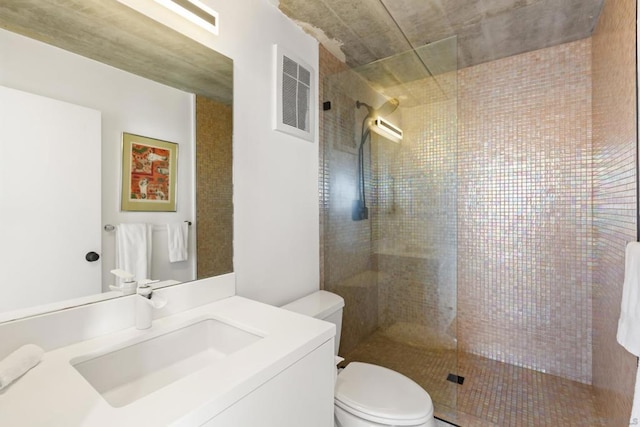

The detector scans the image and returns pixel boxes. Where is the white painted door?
[0,86,101,312]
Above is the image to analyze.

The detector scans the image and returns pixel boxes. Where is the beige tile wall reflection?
[195,96,233,279]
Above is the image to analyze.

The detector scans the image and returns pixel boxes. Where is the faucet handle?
[136,280,166,308]
[136,280,159,297]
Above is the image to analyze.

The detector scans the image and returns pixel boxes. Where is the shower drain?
[446,373,465,385]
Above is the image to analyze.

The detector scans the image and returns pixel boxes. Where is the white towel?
[617,241,640,423]
[167,222,188,263]
[116,223,152,283]
[618,242,640,355]
[0,344,44,391]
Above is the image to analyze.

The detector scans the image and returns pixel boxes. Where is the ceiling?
[274,0,604,71]
[0,1,603,98]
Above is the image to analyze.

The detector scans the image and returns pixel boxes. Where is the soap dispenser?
[136,280,167,329]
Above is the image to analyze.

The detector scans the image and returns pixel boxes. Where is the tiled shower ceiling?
[274,0,604,70]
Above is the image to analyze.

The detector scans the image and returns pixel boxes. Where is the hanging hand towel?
[618,242,640,355]
[167,222,188,263]
[116,223,152,283]
[617,241,640,423]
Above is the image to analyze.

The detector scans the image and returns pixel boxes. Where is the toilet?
[282,290,435,427]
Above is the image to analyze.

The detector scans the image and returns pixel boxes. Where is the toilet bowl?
[282,291,435,427]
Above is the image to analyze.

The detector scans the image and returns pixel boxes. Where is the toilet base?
[334,403,435,427]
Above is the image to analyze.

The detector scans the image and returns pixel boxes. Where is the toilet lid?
[335,362,433,426]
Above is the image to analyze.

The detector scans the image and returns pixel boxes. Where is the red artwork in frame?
[121,133,178,212]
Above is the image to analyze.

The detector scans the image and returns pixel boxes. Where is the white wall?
[0,28,197,289]
[208,0,320,305]
[1,0,321,306]
[119,0,321,305]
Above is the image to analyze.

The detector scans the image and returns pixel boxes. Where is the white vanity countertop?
[0,296,335,426]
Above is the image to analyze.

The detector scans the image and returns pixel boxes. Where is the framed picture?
[121,132,178,212]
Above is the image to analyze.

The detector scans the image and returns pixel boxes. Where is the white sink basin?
[71,319,262,407]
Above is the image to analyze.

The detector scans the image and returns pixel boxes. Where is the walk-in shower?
[321,29,604,424]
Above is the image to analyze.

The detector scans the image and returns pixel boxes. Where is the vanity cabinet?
[0,287,337,427]
[201,340,334,427]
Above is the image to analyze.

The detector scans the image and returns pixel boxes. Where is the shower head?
[376,98,400,116]
[356,98,400,117]
[356,100,375,116]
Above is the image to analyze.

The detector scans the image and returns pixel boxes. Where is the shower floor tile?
[341,329,602,426]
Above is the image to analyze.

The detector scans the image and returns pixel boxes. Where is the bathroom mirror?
[0,0,233,322]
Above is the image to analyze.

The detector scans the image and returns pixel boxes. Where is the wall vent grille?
[273,45,315,142]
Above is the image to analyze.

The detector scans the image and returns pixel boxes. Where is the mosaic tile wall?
[319,45,343,290]
[195,96,233,279]
[319,46,379,355]
[320,15,637,403]
[591,0,637,422]
[371,75,458,346]
[320,41,459,356]
[457,39,594,384]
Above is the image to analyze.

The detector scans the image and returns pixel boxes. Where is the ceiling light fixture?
[154,0,219,35]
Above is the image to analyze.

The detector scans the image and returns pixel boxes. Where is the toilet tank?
[281,291,344,356]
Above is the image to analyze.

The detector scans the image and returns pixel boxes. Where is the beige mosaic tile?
[195,96,233,278]
[343,328,603,426]
[591,0,638,421]
[320,3,638,421]
[457,39,593,384]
